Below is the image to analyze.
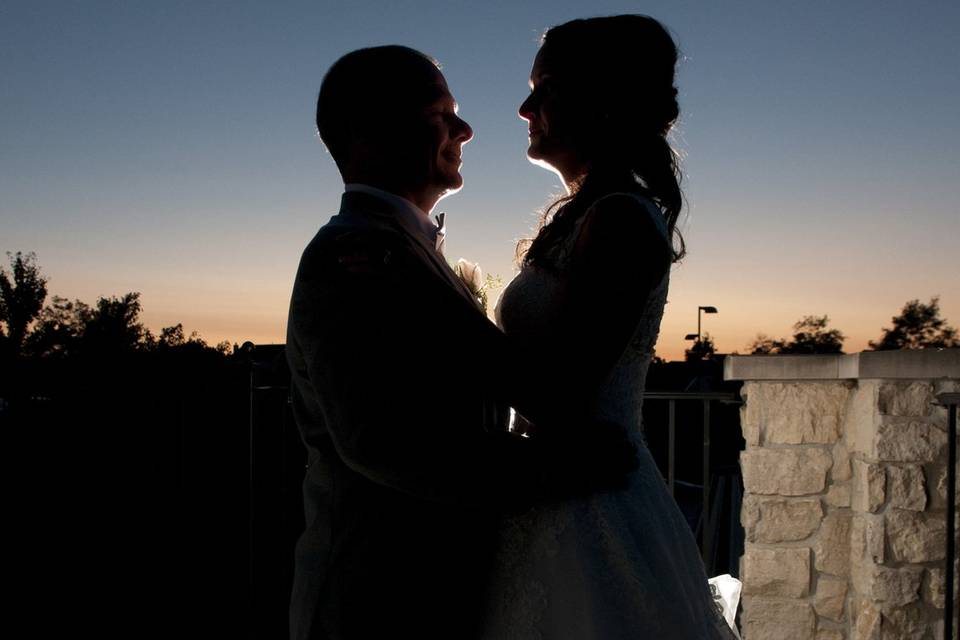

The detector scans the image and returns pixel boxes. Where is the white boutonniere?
[454,258,502,312]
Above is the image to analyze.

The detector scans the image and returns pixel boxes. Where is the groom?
[286,45,636,639]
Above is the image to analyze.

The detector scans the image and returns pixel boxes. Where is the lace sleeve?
[549,192,672,388]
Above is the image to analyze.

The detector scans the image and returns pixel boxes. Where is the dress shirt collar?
[344,183,440,248]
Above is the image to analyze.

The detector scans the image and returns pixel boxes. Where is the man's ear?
[341,133,388,183]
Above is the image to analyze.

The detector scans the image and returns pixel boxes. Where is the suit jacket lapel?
[336,192,485,313]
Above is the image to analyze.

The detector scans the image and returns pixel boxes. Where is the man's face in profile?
[375,64,473,203]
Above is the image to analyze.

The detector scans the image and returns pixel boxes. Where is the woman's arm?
[530,193,672,401]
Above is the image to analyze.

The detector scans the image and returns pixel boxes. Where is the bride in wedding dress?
[485,15,737,639]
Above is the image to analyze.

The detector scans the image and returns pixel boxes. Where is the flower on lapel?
[455,258,484,295]
[454,258,501,312]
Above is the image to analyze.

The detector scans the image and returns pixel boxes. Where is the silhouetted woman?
[488,15,737,639]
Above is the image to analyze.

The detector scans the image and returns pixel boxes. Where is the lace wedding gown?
[487,194,735,640]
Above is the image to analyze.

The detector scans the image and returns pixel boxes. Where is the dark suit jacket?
[286,191,557,639]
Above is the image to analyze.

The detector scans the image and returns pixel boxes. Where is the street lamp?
[686,305,718,344]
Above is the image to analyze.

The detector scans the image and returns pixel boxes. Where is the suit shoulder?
[299,224,409,278]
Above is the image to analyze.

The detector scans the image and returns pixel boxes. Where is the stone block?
[885,464,926,511]
[886,509,946,563]
[743,496,823,543]
[845,382,879,457]
[816,630,844,640]
[851,598,881,640]
[879,603,929,640]
[825,484,851,508]
[742,448,833,496]
[851,460,885,513]
[875,419,947,463]
[850,557,874,600]
[761,382,849,445]
[832,441,852,481]
[849,524,883,598]
[932,459,960,509]
[814,576,848,621]
[743,547,810,597]
[857,349,960,378]
[934,378,960,394]
[924,565,960,609]
[924,568,943,608]
[741,383,760,446]
[851,514,884,566]
[741,597,816,640]
[877,381,935,417]
[870,566,922,606]
[934,465,948,507]
[815,511,852,577]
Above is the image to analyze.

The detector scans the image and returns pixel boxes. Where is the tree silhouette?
[685,333,717,361]
[0,251,48,357]
[28,289,157,357]
[81,292,152,354]
[784,315,845,354]
[154,322,230,354]
[157,323,188,348]
[24,295,90,358]
[748,315,845,354]
[868,297,958,350]
[748,334,786,355]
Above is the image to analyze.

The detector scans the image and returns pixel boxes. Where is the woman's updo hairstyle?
[520,14,685,267]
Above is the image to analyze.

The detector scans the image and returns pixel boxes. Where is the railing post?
[702,398,712,569]
[248,366,256,620]
[668,399,676,497]
[937,392,960,640]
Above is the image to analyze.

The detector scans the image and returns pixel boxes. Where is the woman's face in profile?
[518,46,589,181]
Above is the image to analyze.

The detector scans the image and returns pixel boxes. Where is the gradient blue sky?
[2,0,958,360]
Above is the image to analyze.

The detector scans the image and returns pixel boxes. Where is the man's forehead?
[421,79,453,101]
[365,58,454,108]
[404,77,454,107]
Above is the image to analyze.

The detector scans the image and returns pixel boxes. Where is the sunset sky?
[2,0,958,361]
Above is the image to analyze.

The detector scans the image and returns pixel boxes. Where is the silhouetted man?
[286,46,635,639]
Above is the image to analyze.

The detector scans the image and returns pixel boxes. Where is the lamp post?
[697,306,718,343]
[685,306,719,345]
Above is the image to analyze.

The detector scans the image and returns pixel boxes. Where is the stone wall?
[725,350,960,640]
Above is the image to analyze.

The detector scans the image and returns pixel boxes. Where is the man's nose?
[455,115,473,143]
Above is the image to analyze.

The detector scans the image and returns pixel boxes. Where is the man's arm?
[291,229,552,506]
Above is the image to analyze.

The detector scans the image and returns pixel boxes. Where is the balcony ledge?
[723,348,960,381]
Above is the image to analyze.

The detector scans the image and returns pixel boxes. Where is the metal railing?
[642,391,743,577]
[247,349,301,640]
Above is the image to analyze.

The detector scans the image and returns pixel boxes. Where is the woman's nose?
[518,93,536,121]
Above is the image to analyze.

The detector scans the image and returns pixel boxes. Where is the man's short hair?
[316,45,440,172]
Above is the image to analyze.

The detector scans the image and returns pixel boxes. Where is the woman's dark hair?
[518,15,685,267]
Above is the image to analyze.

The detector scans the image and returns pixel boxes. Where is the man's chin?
[437,180,464,200]
[440,172,464,193]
